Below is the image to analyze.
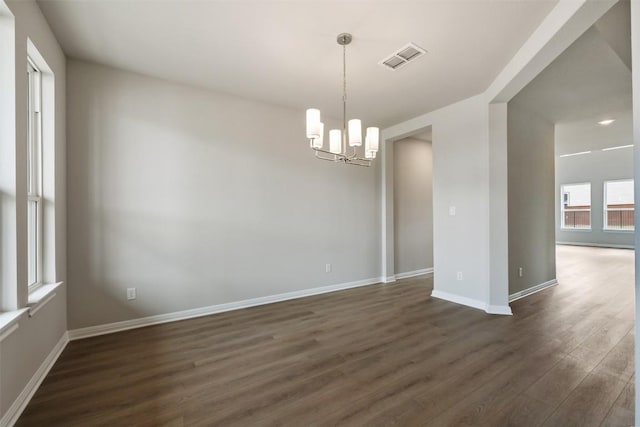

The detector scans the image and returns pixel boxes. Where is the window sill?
[0,309,28,343]
[0,282,63,343]
[603,229,635,233]
[560,228,592,232]
[28,281,63,317]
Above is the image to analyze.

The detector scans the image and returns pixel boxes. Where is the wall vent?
[379,43,426,71]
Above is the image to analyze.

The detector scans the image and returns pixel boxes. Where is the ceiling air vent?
[379,42,426,71]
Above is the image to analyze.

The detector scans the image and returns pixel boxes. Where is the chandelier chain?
[342,43,347,155]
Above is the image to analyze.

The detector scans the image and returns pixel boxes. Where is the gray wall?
[1,0,67,420]
[393,137,433,275]
[66,60,381,330]
[431,95,492,304]
[384,95,497,309]
[630,3,639,425]
[555,111,634,248]
[507,101,556,296]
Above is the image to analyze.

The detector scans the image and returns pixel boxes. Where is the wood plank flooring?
[17,245,634,426]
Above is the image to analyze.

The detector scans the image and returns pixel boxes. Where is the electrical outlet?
[127,288,137,300]
[325,263,331,273]
[456,272,463,281]
[518,267,524,278]
[449,206,456,216]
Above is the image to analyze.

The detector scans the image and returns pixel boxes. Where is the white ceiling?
[511,1,632,124]
[37,0,558,127]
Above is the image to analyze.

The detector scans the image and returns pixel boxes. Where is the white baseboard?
[509,279,558,302]
[556,241,634,249]
[395,268,434,280]
[431,289,486,311]
[383,276,396,283]
[431,290,512,316]
[1,332,69,427]
[69,276,385,340]
[486,304,513,315]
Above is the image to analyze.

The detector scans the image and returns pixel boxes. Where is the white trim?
[27,282,62,317]
[431,289,486,311]
[69,276,385,340]
[556,241,634,249]
[509,279,558,302]
[0,309,28,343]
[395,268,434,280]
[28,293,55,317]
[383,276,397,283]
[0,332,68,427]
[27,281,61,304]
[431,290,512,315]
[486,305,513,315]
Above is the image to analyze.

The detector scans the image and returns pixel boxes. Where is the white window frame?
[603,179,635,232]
[27,57,43,291]
[560,182,592,230]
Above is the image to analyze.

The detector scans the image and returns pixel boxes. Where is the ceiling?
[511,1,631,124]
[37,0,558,127]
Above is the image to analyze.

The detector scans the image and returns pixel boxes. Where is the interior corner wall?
[393,137,433,275]
[66,60,381,330]
[507,100,556,296]
[1,0,67,421]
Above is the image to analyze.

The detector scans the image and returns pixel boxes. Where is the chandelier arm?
[345,159,371,167]
[316,154,338,162]
[313,148,340,161]
[313,146,340,156]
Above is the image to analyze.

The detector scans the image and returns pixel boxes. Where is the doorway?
[506,1,633,302]
[393,128,434,279]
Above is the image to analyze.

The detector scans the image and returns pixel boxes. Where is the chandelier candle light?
[306,33,380,167]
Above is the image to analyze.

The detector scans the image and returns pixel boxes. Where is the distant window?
[27,58,42,289]
[604,180,634,231]
[561,183,591,230]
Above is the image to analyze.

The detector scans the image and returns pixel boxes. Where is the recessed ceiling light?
[598,119,615,126]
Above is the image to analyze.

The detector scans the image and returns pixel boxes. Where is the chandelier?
[305,33,379,167]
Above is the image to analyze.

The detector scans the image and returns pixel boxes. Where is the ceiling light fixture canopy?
[306,33,379,167]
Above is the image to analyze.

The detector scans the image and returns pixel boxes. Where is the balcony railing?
[605,204,634,230]
[562,207,591,229]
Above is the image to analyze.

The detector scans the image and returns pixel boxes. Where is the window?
[561,183,591,229]
[604,179,634,231]
[27,58,42,289]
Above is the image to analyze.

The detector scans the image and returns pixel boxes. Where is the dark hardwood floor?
[17,245,634,426]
